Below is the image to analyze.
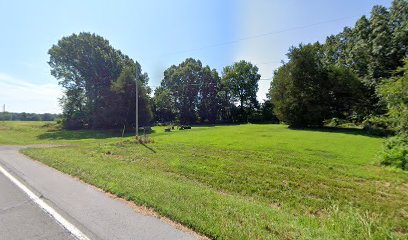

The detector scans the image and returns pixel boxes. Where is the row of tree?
[48,33,152,129]
[49,1,406,130]
[153,58,269,124]
[0,112,59,121]
[47,1,406,168]
[268,0,407,169]
[270,0,407,127]
[49,33,275,129]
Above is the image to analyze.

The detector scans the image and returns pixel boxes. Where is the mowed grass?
[1,121,407,239]
[0,121,124,145]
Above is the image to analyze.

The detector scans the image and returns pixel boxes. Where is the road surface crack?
[0,199,31,215]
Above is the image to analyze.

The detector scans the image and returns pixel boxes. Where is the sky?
[0,0,392,113]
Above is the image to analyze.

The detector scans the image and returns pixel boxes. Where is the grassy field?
[0,121,407,239]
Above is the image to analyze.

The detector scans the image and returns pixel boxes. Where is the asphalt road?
[0,171,76,240]
[0,146,197,240]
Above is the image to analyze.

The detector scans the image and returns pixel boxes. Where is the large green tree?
[159,58,221,124]
[111,67,153,129]
[152,87,176,123]
[320,1,408,116]
[368,5,393,85]
[389,0,408,73]
[198,66,221,123]
[222,60,260,122]
[326,65,367,120]
[348,16,371,78]
[270,44,329,127]
[270,44,365,127]
[49,32,151,129]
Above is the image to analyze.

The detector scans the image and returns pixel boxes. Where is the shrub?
[377,59,408,135]
[377,58,408,170]
[380,134,408,170]
[362,116,394,136]
[324,118,347,127]
[63,119,84,130]
[247,110,264,123]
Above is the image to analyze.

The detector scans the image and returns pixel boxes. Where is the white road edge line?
[0,164,91,240]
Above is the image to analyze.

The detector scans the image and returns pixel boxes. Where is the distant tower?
[2,104,5,113]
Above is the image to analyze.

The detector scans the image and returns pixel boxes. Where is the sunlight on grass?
[1,121,407,239]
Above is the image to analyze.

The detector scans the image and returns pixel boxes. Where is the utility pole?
[135,71,139,141]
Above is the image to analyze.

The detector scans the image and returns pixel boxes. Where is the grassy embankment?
[0,121,407,239]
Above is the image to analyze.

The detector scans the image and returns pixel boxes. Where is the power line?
[156,15,357,57]
[146,15,356,88]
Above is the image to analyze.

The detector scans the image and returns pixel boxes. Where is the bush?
[362,116,394,136]
[63,119,84,130]
[380,134,408,170]
[324,118,347,127]
[377,58,408,135]
[376,58,408,170]
[247,110,264,123]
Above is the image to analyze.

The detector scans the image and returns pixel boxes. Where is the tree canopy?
[157,58,221,124]
[270,0,408,127]
[270,43,366,127]
[222,60,261,122]
[48,32,151,129]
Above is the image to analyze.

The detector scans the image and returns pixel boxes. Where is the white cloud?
[0,73,62,113]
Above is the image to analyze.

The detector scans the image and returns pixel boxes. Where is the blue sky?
[0,0,391,113]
